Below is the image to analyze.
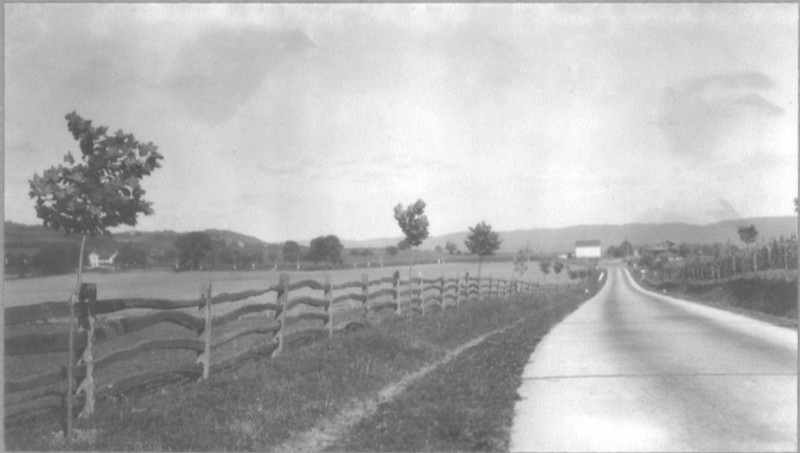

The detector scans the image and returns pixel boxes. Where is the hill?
[6,216,796,257]
[3,222,272,258]
[341,216,798,254]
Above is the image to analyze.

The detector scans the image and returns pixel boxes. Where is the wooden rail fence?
[5,271,578,421]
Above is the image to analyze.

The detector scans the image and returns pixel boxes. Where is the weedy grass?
[327,291,590,452]
[640,272,798,328]
[5,287,595,452]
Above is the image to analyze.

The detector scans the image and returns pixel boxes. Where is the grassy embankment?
[6,281,600,451]
[635,268,798,329]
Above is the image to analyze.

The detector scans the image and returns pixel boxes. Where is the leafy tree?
[117,243,149,269]
[209,237,228,270]
[29,113,163,238]
[32,243,83,276]
[567,266,578,280]
[435,245,443,253]
[6,253,31,277]
[360,249,374,257]
[444,241,459,255]
[282,240,301,263]
[539,260,551,276]
[553,261,565,289]
[620,240,634,257]
[307,235,343,265]
[464,221,502,280]
[737,224,758,245]
[174,232,213,270]
[393,199,430,250]
[397,240,411,251]
[605,245,622,258]
[385,245,399,256]
[27,112,162,430]
[737,224,759,272]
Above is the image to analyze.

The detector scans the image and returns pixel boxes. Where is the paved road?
[510,267,797,452]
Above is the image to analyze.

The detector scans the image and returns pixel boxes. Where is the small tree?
[513,250,528,277]
[553,261,565,289]
[394,199,430,251]
[307,235,343,266]
[444,241,459,255]
[385,245,399,256]
[539,260,551,280]
[464,221,502,280]
[737,224,759,272]
[28,112,162,435]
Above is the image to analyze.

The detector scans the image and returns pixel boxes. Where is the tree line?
[629,222,799,283]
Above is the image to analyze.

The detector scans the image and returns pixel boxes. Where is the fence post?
[419,270,426,316]
[196,283,212,380]
[455,274,461,309]
[326,276,334,338]
[407,269,414,315]
[464,272,469,303]
[76,283,96,418]
[393,271,402,315]
[273,274,290,358]
[439,276,444,310]
[361,274,369,326]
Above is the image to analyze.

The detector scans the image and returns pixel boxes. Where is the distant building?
[575,240,601,258]
[88,251,118,269]
[650,241,677,255]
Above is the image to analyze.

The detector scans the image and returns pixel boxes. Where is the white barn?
[575,240,601,258]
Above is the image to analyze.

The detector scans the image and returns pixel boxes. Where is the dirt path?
[271,319,525,453]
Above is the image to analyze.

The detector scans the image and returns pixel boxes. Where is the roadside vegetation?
[634,270,797,328]
[5,277,601,452]
[329,288,594,452]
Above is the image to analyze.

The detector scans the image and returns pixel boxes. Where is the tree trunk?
[784,244,789,271]
[66,234,87,440]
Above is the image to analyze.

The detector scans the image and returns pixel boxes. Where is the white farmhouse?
[88,251,118,269]
[575,240,601,258]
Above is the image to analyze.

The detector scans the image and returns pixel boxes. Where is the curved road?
[510,266,797,452]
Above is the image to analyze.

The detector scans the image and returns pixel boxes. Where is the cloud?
[733,93,784,116]
[707,199,742,221]
[657,71,785,158]
[166,27,314,124]
[683,71,774,94]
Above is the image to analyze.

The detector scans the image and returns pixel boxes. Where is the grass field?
[4,260,586,307]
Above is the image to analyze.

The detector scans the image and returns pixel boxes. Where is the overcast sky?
[5,3,798,243]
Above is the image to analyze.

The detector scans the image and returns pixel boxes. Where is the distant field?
[3,261,584,307]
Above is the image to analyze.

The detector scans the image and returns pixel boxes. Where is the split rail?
[5,271,576,421]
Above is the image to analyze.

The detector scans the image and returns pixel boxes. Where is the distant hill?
[6,216,796,257]
[341,216,798,254]
[3,222,272,257]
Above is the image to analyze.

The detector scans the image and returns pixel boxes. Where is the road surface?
[510,266,797,452]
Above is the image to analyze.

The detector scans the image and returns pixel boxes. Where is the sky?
[4,3,798,243]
